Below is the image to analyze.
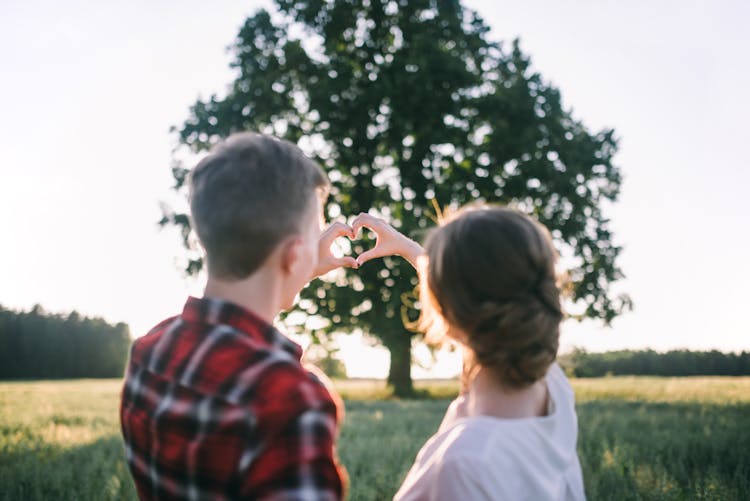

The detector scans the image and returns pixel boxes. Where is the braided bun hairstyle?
[418,205,563,388]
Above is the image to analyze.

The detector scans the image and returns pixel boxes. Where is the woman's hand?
[351,213,424,269]
[311,222,358,279]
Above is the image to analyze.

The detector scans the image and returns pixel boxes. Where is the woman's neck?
[466,366,549,420]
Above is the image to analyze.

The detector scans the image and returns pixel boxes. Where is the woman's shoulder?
[395,421,513,501]
[434,416,528,467]
[545,362,577,413]
[546,362,571,387]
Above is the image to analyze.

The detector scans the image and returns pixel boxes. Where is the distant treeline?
[560,348,750,377]
[0,304,131,379]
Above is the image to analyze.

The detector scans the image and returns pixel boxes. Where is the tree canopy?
[162,0,630,395]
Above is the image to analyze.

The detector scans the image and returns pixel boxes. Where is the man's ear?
[280,237,303,274]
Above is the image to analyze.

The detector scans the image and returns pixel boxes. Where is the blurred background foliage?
[0,304,130,379]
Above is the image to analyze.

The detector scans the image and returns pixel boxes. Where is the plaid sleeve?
[239,369,345,500]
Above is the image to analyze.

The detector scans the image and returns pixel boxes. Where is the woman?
[351,205,585,501]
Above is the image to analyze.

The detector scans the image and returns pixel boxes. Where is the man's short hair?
[189,132,329,279]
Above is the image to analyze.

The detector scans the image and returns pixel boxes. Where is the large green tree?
[162,0,630,395]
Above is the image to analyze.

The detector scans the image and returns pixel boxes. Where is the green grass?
[333,378,462,401]
[0,380,136,500]
[572,376,750,404]
[1,378,749,500]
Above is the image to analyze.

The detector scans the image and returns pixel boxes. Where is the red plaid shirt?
[120,296,346,500]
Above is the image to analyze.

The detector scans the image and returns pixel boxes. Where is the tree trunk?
[386,333,413,397]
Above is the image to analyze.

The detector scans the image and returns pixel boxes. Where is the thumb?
[338,256,359,269]
[356,247,385,266]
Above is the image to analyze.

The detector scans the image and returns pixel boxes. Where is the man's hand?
[311,222,358,279]
[351,213,424,269]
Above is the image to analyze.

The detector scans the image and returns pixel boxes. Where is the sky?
[1,0,748,378]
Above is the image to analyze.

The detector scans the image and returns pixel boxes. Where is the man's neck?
[203,269,281,325]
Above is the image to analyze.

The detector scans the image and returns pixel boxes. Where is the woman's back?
[394,364,585,501]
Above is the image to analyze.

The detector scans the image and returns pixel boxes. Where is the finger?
[351,213,381,236]
[356,247,387,266]
[322,221,355,245]
[325,221,354,238]
[315,255,357,277]
[337,256,359,269]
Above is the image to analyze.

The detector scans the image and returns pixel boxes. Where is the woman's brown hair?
[418,205,563,388]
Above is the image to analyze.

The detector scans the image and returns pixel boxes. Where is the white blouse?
[394,364,585,501]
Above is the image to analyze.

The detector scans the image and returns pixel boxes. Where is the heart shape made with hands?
[316,213,405,276]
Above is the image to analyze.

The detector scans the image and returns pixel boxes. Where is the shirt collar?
[181,296,303,360]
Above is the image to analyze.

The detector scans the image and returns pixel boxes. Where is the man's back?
[120,296,345,500]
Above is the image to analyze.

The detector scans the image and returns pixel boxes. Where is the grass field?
[1,377,748,500]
